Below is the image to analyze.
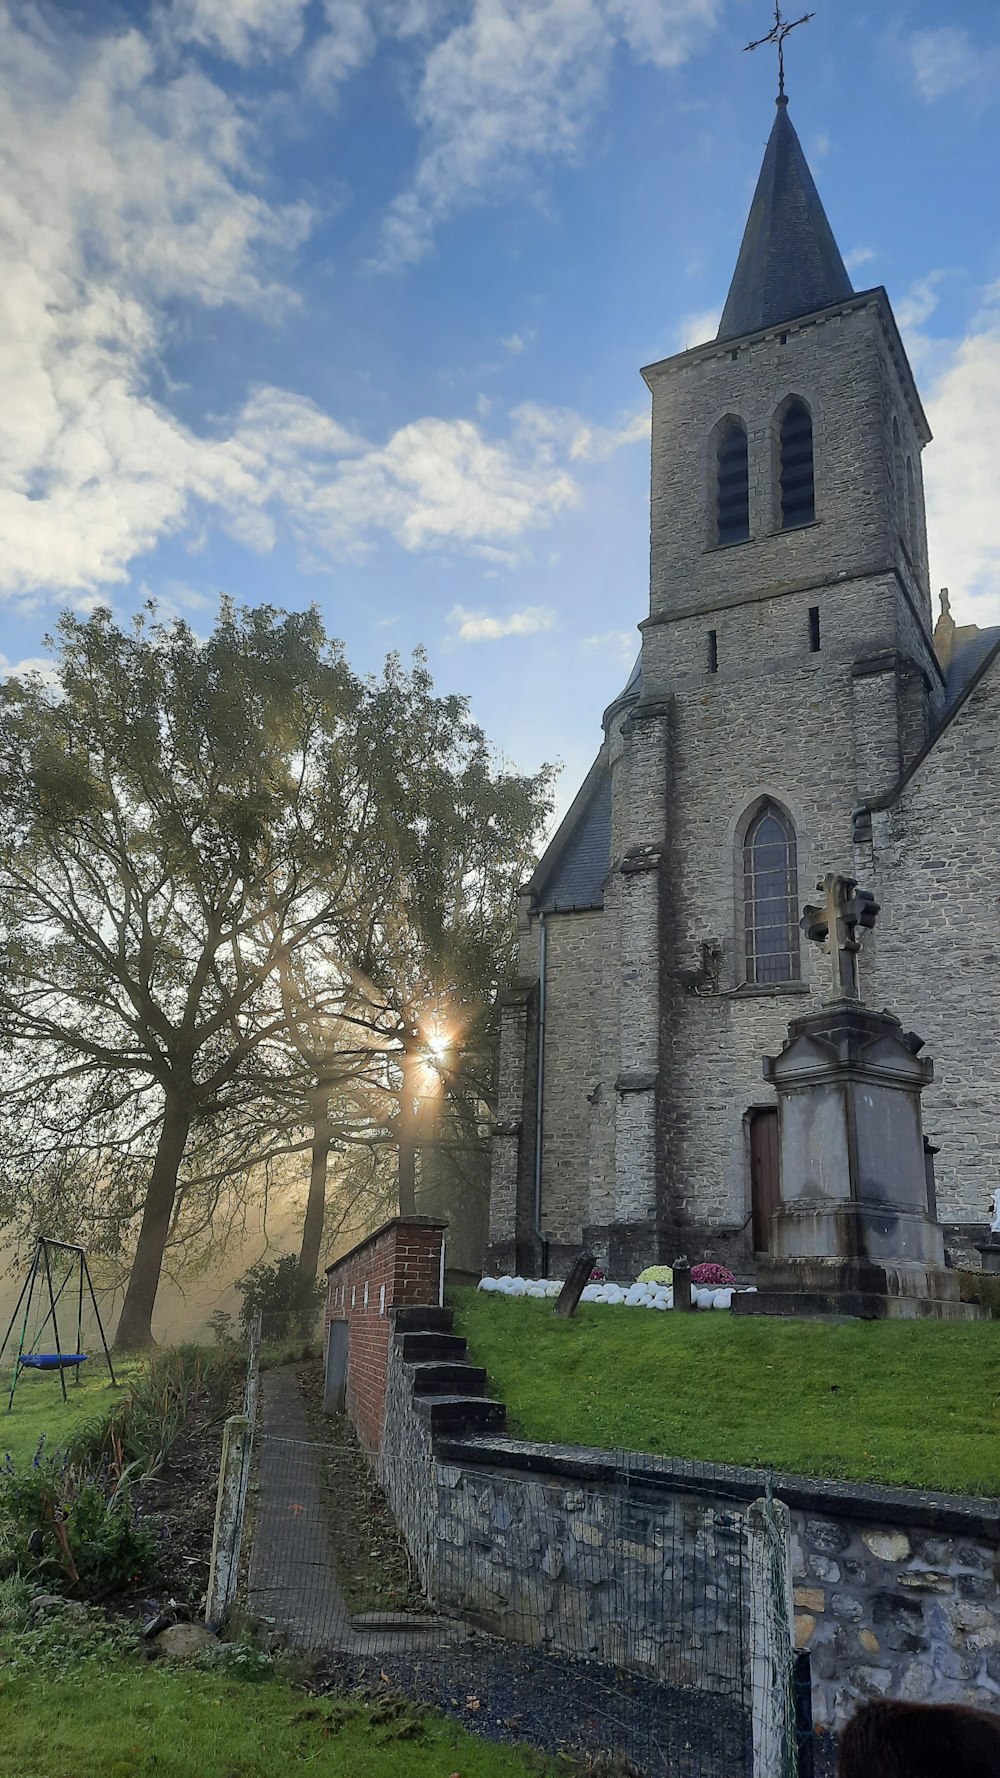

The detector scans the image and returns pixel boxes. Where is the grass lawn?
[452,1291,1000,1496]
[0,1363,130,1469]
[0,1664,550,1778]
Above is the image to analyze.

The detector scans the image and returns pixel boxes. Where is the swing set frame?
[0,1237,117,1411]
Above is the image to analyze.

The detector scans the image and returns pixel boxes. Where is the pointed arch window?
[743,801,800,985]
[716,421,750,546]
[779,400,815,529]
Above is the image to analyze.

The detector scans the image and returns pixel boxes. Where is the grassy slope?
[452,1292,1000,1496]
[0,1667,548,1778]
[0,1366,129,1469]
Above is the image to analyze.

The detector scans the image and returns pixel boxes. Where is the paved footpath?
[244,1367,352,1648]
[244,1367,453,1655]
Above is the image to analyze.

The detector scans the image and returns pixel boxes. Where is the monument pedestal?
[733,1000,979,1321]
[974,1241,1000,1277]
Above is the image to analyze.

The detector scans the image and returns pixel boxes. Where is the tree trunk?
[296,1087,331,1333]
[397,1042,420,1218]
[114,1091,194,1351]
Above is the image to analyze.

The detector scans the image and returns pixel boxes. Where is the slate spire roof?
[717,97,854,341]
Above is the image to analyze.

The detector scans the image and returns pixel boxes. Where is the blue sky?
[1,0,998,813]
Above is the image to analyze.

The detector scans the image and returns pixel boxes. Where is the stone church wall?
[537,909,606,1255]
[863,660,1000,1233]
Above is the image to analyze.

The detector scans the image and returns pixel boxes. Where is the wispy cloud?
[374,0,722,269]
[0,11,656,597]
[448,603,556,642]
[845,245,877,273]
[167,0,311,65]
[675,308,720,350]
[908,27,1000,105]
[580,629,636,666]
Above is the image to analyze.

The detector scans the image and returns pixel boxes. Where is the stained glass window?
[743,802,800,985]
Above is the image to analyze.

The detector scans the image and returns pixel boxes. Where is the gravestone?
[553,1252,596,1319]
[734,874,979,1321]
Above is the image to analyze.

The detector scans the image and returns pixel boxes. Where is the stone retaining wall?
[379,1317,1000,1736]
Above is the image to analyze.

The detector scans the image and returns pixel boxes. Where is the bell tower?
[601,94,946,1271]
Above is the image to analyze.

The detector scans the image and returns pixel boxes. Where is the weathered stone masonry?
[488,95,999,1276]
[377,1312,1000,1737]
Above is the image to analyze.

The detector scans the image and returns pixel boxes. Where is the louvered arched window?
[716,421,750,546]
[743,801,800,985]
[779,400,815,529]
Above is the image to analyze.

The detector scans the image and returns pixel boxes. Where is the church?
[487,90,1000,1283]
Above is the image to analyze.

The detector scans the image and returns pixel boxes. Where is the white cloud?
[502,332,529,356]
[604,0,719,68]
[675,308,720,350]
[507,403,648,466]
[580,629,636,666]
[448,603,556,641]
[924,305,1000,626]
[0,14,311,594]
[305,0,378,103]
[908,27,1000,104]
[0,11,649,597]
[272,405,582,560]
[168,0,310,64]
[375,0,721,268]
[845,245,877,273]
[896,273,946,338]
[0,654,59,684]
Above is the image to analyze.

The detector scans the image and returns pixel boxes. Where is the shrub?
[690,1263,736,1288]
[0,1441,157,1596]
[638,1266,674,1286]
[236,1255,323,1341]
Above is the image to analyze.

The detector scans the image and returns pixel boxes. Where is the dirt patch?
[295,1359,427,1616]
[131,1400,232,1611]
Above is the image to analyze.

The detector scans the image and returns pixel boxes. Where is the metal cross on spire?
[745,3,815,101]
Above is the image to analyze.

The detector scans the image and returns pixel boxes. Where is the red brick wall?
[325,1216,446,1455]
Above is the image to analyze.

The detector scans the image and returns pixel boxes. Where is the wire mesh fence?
[241,1425,762,1777]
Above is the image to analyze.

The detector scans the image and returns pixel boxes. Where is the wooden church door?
[749,1107,780,1253]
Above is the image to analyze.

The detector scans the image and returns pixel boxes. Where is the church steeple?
[717,98,853,341]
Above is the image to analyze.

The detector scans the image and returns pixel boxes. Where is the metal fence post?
[205,1413,251,1630]
[748,1493,797,1778]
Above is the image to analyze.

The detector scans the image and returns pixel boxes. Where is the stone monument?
[733,873,978,1320]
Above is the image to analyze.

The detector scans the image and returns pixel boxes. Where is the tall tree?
[272,653,554,1280]
[0,602,366,1349]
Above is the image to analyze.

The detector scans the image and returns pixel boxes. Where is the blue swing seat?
[19,1353,88,1370]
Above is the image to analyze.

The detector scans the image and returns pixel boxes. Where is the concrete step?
[391,1306,454,1333]
[408,1361,487,1397]
[413,1393,506,1437]
[397,1331,468,1365]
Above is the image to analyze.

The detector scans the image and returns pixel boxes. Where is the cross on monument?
[800,874,880,1001]
[744,3,816,101]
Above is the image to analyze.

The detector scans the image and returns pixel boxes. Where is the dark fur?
[839,1699,1000,1777]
